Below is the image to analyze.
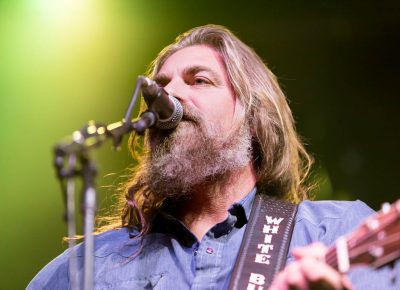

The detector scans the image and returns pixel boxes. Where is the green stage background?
[0,1,399,289]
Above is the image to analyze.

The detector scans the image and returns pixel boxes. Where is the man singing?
[28,24,398,290]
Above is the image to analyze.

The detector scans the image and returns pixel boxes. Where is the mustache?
[147,104,204,144]
[179,104,202,124]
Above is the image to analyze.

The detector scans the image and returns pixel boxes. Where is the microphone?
[140,76,183,130]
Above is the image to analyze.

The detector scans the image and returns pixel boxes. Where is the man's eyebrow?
[153,73,170,86]
[153,65,224,85]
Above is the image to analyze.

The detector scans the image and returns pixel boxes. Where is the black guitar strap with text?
[229,194,298,290]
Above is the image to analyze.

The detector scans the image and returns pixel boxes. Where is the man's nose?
[163,79,188,103]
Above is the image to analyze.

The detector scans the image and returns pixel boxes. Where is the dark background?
[0,1,398,289]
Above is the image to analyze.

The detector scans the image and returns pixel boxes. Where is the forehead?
[158,45,227,75]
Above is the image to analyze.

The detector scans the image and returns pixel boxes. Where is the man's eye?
[193,77,210,85]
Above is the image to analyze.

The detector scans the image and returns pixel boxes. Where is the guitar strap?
[229,194,298,290]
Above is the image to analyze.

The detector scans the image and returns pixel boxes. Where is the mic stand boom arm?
[53,76,156,290]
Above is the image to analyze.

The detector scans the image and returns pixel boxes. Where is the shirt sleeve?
[26,249,71,290]
[26,228,134,290]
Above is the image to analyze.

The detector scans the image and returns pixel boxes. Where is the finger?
[292,242,327,261]
[340,276,353,290]
[286,262,308,290]
[269,269,289,290]
[300,258,351,290]
[270,262,309,290]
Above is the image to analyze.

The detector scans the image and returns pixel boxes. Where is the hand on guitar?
[270,199,400,290]
[269,243,353,290]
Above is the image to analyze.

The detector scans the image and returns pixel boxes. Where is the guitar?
[325,199,400,272]
[231,197,400,290]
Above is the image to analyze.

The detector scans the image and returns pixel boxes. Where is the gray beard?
[142,106,252,199]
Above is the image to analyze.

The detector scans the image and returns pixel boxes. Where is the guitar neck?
[324,200,400,272]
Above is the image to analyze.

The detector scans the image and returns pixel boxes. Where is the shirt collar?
[150,186,257,245]
[234,186,257,220]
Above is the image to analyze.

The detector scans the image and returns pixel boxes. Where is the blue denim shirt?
[28,188,400,289]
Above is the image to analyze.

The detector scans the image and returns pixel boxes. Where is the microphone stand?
[53,76,157,290]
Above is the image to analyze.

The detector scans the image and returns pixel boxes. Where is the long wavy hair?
[98,24,313,236]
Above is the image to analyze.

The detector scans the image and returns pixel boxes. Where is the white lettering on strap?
[255,253,271,264]
[265,216,284,225]
[247,283,264,290]
[263,234,272,244]
[247,214,285,288]
[257,244,274,254]
[249,273,265,285]
[262,224,279,234]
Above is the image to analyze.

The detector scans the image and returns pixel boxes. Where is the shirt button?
[206,247,214,254]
